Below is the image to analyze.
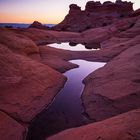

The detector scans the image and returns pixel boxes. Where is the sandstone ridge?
[53,0,133,32]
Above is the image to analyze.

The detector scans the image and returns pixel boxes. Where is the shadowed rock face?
[130,8,140,17]
[47,109,140,140]
[69,4,81,13]
[52,0,133,32]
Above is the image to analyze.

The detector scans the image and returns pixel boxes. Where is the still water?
[48,43,98,51]
[26,60,106,140]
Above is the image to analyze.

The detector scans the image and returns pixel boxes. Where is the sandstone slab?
[47,108,140,140]
[0,28,39,56]
[82,43,140,121]
[0,111,26,140]
[0,44,66,123]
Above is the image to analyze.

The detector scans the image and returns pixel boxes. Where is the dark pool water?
[26,60,106,140]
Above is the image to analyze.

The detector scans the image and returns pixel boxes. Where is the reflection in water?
[48,43,98,51]
[26,60,106,140]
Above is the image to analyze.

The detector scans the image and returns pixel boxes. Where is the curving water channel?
[26,59,106,140]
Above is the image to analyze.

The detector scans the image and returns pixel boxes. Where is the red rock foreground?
[47,109,140,140]
[0,28,67,140]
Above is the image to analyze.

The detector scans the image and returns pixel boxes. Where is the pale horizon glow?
[0,0,139,24]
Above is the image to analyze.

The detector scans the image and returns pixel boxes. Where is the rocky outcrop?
[130,8,140,17]
[82,43,140,121]
[0,43,66,123]
[81,15,140,121]
[0,28,69,139]
[29,21,49,30]
[46,13,140,140]
[48,108,140,140]
[52,0,133,32]
[0,27,102,140]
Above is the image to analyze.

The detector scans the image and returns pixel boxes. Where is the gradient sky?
[0,0,139,24]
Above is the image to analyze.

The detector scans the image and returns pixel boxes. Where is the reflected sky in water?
[27,59,106,140]
[48,43,98,51]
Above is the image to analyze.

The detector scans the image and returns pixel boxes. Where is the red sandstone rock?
[47,108,140,140]
[130,8,140,17]
[82,36,140,121]
[39,45,79,73]
[69,4,81,13]
[0,111,26,140]
[13,28,81,45]
[53,0,133,32]
[0,43,66,123]
[0,28,39,56]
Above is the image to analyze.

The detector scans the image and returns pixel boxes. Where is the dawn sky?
[0,0,139,24]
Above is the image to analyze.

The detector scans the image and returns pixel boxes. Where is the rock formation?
[48,109,140,140]
[130,8,140,17]
[47,13,140,140]
[0,28,67,139]
[29,21,49,30]
[0,2,139,139]
[52,0,133,32]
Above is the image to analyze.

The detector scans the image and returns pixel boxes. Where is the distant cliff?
[52,0,133,32]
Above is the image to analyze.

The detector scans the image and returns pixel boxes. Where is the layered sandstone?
[52,0,133,32]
